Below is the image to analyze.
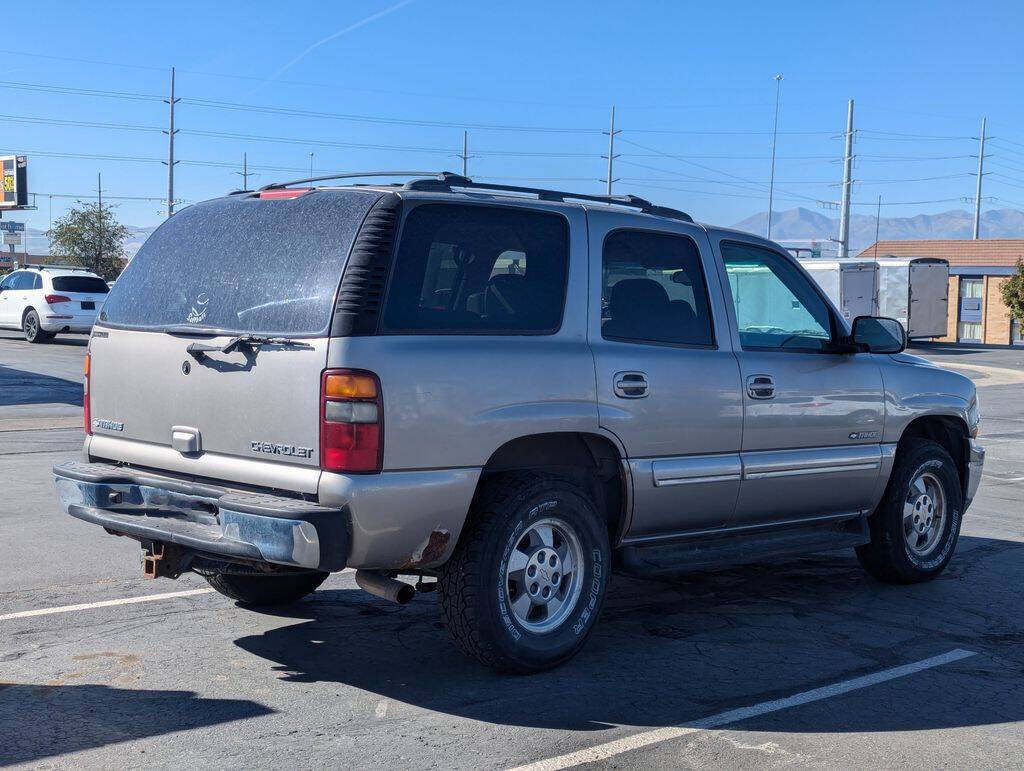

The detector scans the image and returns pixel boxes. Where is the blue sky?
[6,0,1024,249]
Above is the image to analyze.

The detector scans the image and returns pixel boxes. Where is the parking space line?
[509,649,977,771]
[0,588,215,621]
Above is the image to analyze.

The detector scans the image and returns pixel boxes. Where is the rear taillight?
[320,369,382,473]
[83,353,92,435]
[45,294,71,305]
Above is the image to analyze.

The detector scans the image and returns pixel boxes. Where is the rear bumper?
[965,439,985,509]
[53,460,348,572]
[40,317,95,333]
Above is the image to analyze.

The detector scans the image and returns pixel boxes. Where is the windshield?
[51,275,110,294]
[97,189,380,336]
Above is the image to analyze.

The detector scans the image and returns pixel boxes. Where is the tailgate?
[88,328,328,492]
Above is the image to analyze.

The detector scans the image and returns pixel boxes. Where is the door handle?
[614,371,649,398]
[746,374,775,400]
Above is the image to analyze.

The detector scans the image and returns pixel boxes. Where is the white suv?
[0,265,109,343]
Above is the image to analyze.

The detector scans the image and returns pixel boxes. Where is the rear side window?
[602,230,715,346]
[382,204,568,334]
[32,273,42,289]
[98,190,379,336]
[51,276,109,294]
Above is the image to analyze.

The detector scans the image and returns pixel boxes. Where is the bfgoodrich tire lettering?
[439,473,610,673]
[856,439,963,583]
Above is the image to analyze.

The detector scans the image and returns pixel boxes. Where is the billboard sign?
[3,233,21,245]
[0,221,25,232]
[1,155,28,208]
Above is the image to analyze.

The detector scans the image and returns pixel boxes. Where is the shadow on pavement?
[0,331,88,347]
[235,535,1024,733]
[0,364,82,406]
[0,683,273,765]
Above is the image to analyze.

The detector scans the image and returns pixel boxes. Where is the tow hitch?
[142,541,191,579]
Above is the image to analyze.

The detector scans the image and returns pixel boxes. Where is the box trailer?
[797,259,878,323]
[874,257,949,339]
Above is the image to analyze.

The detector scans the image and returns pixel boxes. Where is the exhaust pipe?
[355,570,415,604]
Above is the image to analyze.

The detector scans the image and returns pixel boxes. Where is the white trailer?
[874,258,949,339]
[798,259,878,323]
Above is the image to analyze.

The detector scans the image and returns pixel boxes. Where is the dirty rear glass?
[98,190,379,336]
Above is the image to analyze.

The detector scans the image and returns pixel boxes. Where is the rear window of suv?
[98,190,379,336]
[382,203,569,334]
[51,276,109,294]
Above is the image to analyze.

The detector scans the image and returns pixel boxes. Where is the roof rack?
[256,171,452,192]
[22,263,92,272]
[254,170,694,223]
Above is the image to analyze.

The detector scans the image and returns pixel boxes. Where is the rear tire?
[438,472,610,674]
[23,310,51,344]
[204,569,329,606]
[856,439,963,584]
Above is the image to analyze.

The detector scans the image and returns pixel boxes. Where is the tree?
[45,203,131,280]
[1001,258,1024,331]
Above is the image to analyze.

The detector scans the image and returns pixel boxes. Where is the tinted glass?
[31,274,42,289]
[9,272,31,290]
[0,272,20,290]
[382,204,568,333]
[52,276,109,294]
[722,242,834,351]
[98,190,379,335]
[601,230,714,346]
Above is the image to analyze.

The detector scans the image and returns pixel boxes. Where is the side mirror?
[851,316,906,354]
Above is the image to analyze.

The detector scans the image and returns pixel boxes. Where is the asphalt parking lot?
[1,330,1023,769]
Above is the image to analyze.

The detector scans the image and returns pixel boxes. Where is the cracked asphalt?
[1,332,1022,769]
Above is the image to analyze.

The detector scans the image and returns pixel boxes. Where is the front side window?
[382,204,568,333]
[0,272,17,291]
[601,230,715,346]
[722,242,835,351]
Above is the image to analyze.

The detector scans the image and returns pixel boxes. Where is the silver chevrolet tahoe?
[54,172,985,673]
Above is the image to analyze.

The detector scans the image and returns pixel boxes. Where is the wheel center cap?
[525,548,562,605]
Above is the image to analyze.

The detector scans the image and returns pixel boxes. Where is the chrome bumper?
[965,439,985,509]
[53,461,348,571]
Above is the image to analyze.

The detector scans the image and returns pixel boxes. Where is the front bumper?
[53,461,348,571]
[965,439,985,508]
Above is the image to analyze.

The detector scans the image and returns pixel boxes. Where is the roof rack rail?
[404,174,693,222]
[254,170,693,223]
[257,171,455,192]
[21,263,92,272]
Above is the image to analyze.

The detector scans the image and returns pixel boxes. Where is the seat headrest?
[609,278,670,315]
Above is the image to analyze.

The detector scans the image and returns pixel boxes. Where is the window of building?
[601,230,715,347]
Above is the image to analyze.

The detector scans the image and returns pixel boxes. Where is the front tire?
[856,439,963,583]
[23,310,51,343]
[438,473,610,673]
[204,569,329,606]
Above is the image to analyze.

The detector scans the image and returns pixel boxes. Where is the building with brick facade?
[858,240,1024,346]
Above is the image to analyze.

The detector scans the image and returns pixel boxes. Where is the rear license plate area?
[81,301,95,310]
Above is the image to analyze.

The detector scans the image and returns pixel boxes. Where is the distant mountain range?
[21,207,1024,260]
[731,207,1024,253]
[24,225,157,260]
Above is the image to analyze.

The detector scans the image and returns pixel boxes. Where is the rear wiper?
[185,334,312,360]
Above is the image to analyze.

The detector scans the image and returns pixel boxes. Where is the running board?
[615,516,870,577]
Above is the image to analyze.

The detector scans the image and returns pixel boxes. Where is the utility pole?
[241,153,250,189]
[602,106,620,196]
[973,116,988,239]
[766,74,783,239]
[837,99,855,258]
[96,172,103,274]
[163,67,180,218]
[874,195,881,258]
[309,152,314,179]
[459,130,473,177]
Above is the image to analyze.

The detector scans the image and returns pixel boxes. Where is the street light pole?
[766,74,783,239]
